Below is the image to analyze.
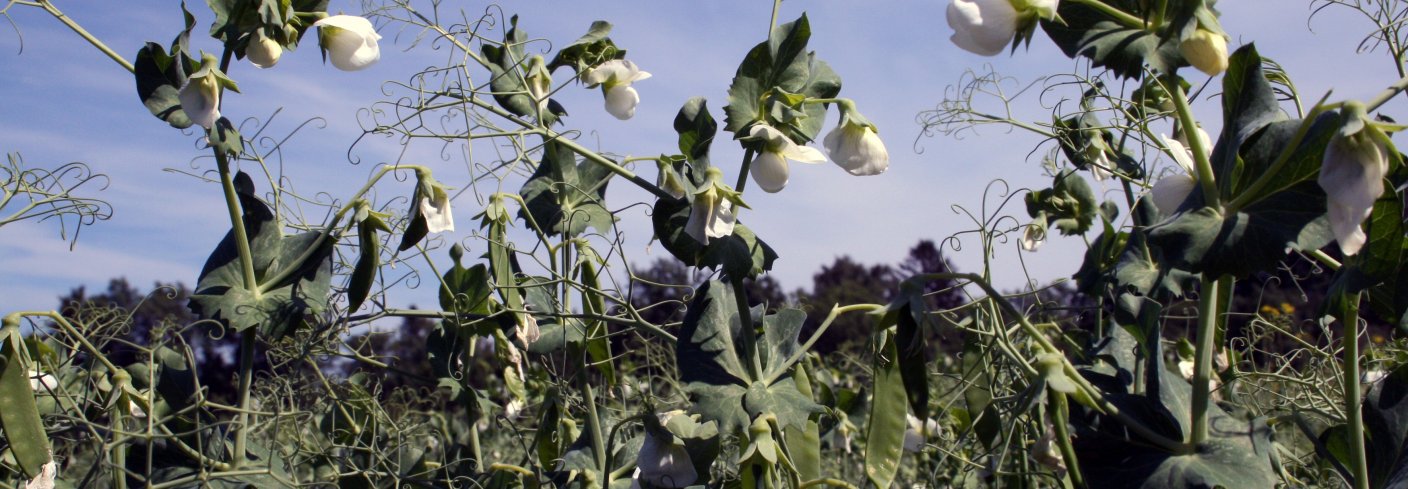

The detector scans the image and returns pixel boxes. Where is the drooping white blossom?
[583,60,652,120]
[685,168,745,245]
[420,182,455,234]
[314,15,381,71]
[1319,102,1391,256]
[823,117,889,176]
[246,30,282,69]
[633,422,697,488]
[946,0,1019,56]
[1149,134,1200,216]
[178,54,225,130]
[747,124,827,193]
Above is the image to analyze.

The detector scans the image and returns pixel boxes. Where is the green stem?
[579,370,609,486]
[1341,292,1369,489]
[215,151,260,295]
[737,149,756,192]
[731,277,764,381]
[1226,92,1334,211]
[1366,72,1408,112]
[1049,391,1085,489]
[231,330,256,467]
[769,0,783,35]
[1189,274,1228,445]
[1171,82,1220,209]
[35,0,134,73]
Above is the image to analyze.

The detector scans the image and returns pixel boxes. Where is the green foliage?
[1041,0,1201,79]
[519,140,617,237]
[863,332,908,489]
[187,172,334,338]
[548,20,625,74]
[723,14,841,143]
[0,326,51,478]
[1026,169,1099,236]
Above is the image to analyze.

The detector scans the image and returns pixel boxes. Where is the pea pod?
[864,333,907,489]
[0,324,52,477]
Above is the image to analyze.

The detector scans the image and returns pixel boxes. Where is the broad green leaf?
[209,118,244,156]
[1147,181,1332,278]
[723,14,841,143]
[1040,1,1199,79]
[188,172,335,338]
[482,16,564,123]
[437,262,493,316]
[518,140,616,237]
[0,328,51,478]
[758,307,806,379]
[1360,363,1408,488]
[134,41,195,129]
[675,97,718,176]
[864,334,908,489]
[785,363,822,482]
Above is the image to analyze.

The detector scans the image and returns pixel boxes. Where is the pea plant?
[3,0,1408,488]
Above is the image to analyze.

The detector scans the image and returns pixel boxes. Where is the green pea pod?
[864,333,907,489]
[576,243,616,386]
[0,327,52,477]
[346,219,380,312]
[785,362,822,482]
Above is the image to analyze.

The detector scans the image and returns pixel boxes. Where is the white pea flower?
[1181,28,1229,76]
[747,125,828,193]
[1030,424,1066,473]
[25,459,57,489]
[1363,368,1388,384]
[947,0,1019,56]
[246,30,282,69]
[1021,216,1047,251]
[1149,134,1200,216]
[525,55,552,117]
[178,54,227,130]
[685,168,746,245]
[583,60,652,120]
[823,113,889,176]
[903,414,941,453]
[947,0,1056,56]
[419,181,455,234]
[633,427,697,488]
[1319,102,1392,256]
[515,313,540,346]
[314,15,381,72]
[28,369,57,392]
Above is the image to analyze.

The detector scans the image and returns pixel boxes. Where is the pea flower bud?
[314,15,381,72]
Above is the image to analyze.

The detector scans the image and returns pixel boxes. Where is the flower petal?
[420,195,455,233]
[947,0,1018,56]
[604,85,639,120]
[784,143,828,164]
[750,152,790,193]
[315,15,381,71]
[825,124,890,176]
[1149,175,1197,217]
[178,76,220,130]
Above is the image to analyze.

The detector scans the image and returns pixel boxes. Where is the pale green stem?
[1341,292,1369,489]
[761,303,883,384]
[1189,274,1228,445]
[737,149,756,192]
[579,370,608,485]
[214,151,260,295]
[1050,390,1085,489]
[1366,72,1408,112]
[731,277,764,381]
[34,0,135,73]
[231,331,256,467]
[1226,92,1335,211]
[10,311,119,372]
[1171,83,1220,208]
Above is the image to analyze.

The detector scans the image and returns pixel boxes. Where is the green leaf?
[758,308,806,379]
[482,16,564,123]
[1212,45,1318,201]
[723,14,841,143]
[864,333,908,489]
[677,280,751,387]
[576,244,616,385]
[210,117,244,157]
[437,262,493,316]
[518,140,617,237]
[548,20,625,74]
[675,97,718,175]
[188,172,335,338]
[134,41,195,129]
[1040,0,1198,79]
[1026,170,1099,235]
[0,328,51,478]
[785,364,822,482]
[1147,181,1332,278]
[397,184,429,252]
[652,196,777,279]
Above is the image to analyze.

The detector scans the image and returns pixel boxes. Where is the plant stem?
[214,151,260,296]
[35,0,134,73]
[1171,82,1220,209]
[579,370,609,486]
[1189,274,1227,446]
[231,330,256,467]
[1341,292,1369,489]
[737,149,755,192]
[1049,391,1085,489]
[1067,0,1148,30]
[762,303,882,384]
[731,277,764,381]
[1366,72,1408,112]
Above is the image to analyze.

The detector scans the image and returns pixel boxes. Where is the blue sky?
[0,1,1401,312]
